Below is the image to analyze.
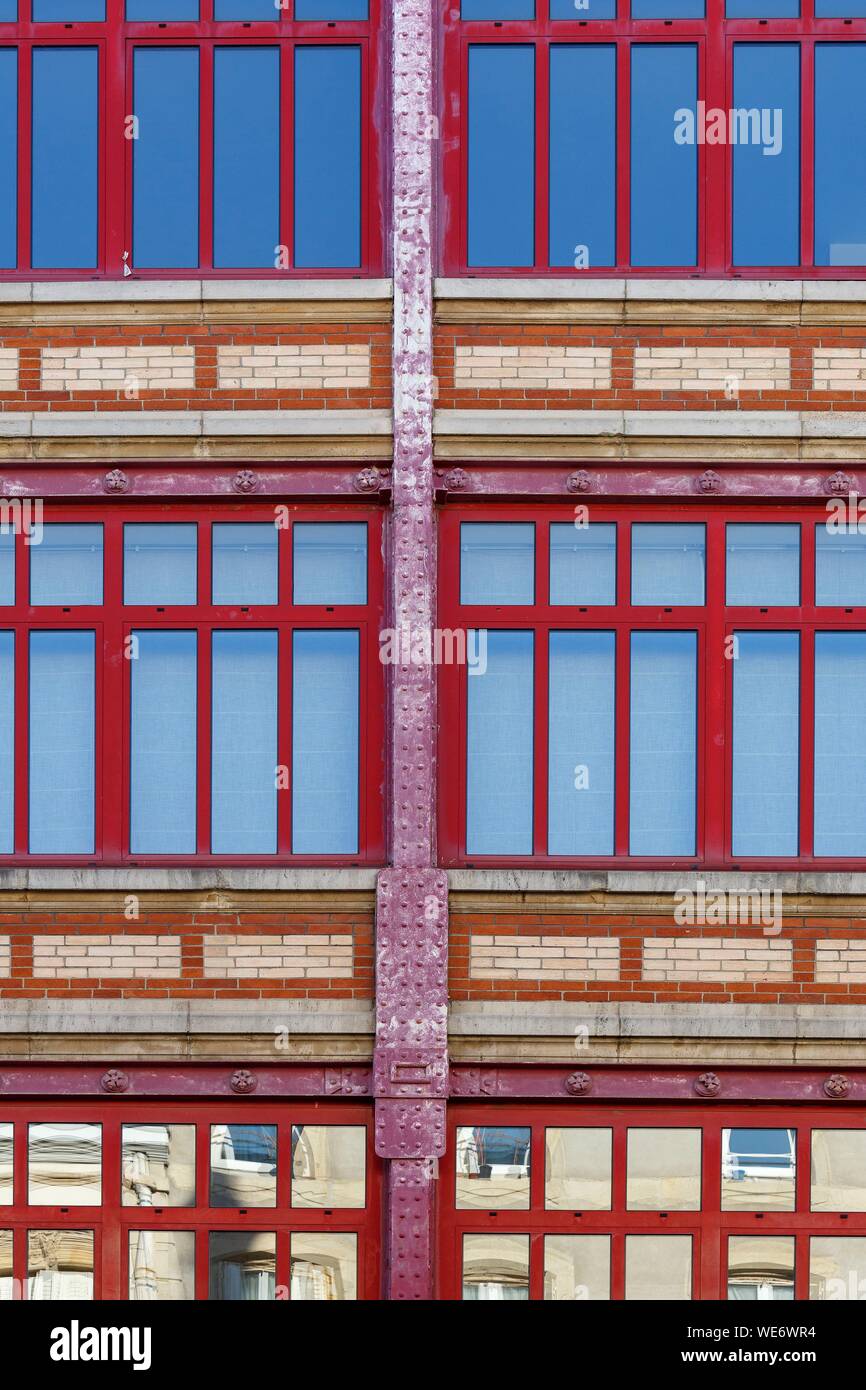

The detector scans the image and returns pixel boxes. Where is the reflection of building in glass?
[28,1229,94,1300]
[462,1234,529,1302]
[209,1125,277,1208]
[456,1126,531,1210]
[727,1236,795,1301]
[290,1126,365,1208]
[209,1232,276,1302]
[129,1230,195,1302]
[722,1129,796,1211]
[290,1233,358,1301]
[28,1125,102,1205]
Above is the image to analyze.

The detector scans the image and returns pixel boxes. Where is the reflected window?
[728,1235,795,1301]
[810,1236,866,1300]
[291,1232,357,1301]
[722,1128,796,1211]
[30,524,103,606]
[545,1128,612,1211]
[625,1235,692,1301]
[462,1233,529,1301]
[28,1124,101,1205]
[460,523,535,605]
[544,1235,610,1301]
[209,1231,275,1300]
[209,1125,277,1208]
[129,1230,195,1301]
[456,1126,531,1210]
[811,1130,866,1212]
[124,524,197,605]
[28,1229,93,1299]
[0,1123,11,1204]
[0,1230,10,1300]
[122,1125,196,1207]
[291,1126,365,1209]
[627,1128,702,1211]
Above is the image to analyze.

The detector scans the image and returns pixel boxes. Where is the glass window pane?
[33,0,103,14]
[30,524,103,606]
[722,1127,796,1211]
[461,523,534,605]
[462,0,533,12]
[32,48,97,269]
[810,1236,866,1300]
[29,631,95,854]
[211,630,278,854]
[629,631,697,856]
[468,45,534,267]
[124,523,197,605]
[732,45,799,266]
[633,0,703,10]
[466,630,534,855]
[214,0,274,14]
[727,0,798,12]
[291,1126,365,1208]
[214,47,279,269]
[631,45,697,267]
[291,1233,358,1301]
[625,1235,692,1300]
[0,632,13,855]
[812,1130,866,1212]
[816,525,866,605]
[0,1230,10,1301]
[209,1125,277,1208]
[133,48,199,269]
[127,0,198,15]
[0,532,13,606]
[732,632,799,857]
[548,631,615,855]
[28,1123,101,1205]
[550,522,616,606]
[294,46,361,268]
[816,0,866,11]
[0,1123,12,1204]
[463,1234,529,1301]
[631,523,705,606]
[726,524,800,606]
[130,631,197,855]
[129,1230,195,1301]
[815,633,866,856]
[292,630,359,853]
[627,1128,702,1210]
[551,0,614,12]
[0,50,16,269]
[728,1236,795,1301]
[544,1235,610,1301]
[550,45,615,269]
[296,0,369,14]
[0,1,14,16]
[816,45,866,266]
[28,1230,93,1300]
[545,1128,612,1211]
[293,522,367,605]
[122,1124,196,1207]
[209,1232,275,1300]
[212,523,278,605]
[456,1126,530,1210]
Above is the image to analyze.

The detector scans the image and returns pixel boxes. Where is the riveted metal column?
[374,0,447,1301]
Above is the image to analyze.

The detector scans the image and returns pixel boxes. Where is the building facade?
[0,0,866,1302]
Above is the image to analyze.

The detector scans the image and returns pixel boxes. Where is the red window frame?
[0,500,386,866]
[438,500,866,871]
[440,0,866,278]
[439,1101,866,1300]
[0,1099,381,1300]
[0,0,384,279]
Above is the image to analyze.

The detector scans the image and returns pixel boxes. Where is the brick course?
[202,933,354,980]
[642,936,792,983]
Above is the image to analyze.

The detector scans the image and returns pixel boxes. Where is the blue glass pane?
[725,524,800,605]
[815,633,866,855]
[0,51,16,269]
[33,0,104,17]
[214,48,279,269]
[633,0,703,12]
[30,524,103,606]
[32,48,98,269]
[816,0,866,11]
[461,523,535,604]
[631,45,697,267]
[133,48,199,269]
[214,0,274,15]
[732,632,799,856]
[631,523,705,605]
[815,46,866,267]
[551,0,615,14]
[548,631,615,855]
[468,45,534,268]
[816,525,866,605]
[0,531,13,605]
[294,46,360,269]
[127,0,198,15]
[732,45,799,267]
[550,523,616,605]
[0,2,15,16]
[466,630,533,855]
[211,630,278,854]
[293,523,367,604]
[296,1,369,14]
[629,631,696,856]
[130,631,197,854]
[124,524,197,605]
[462,1,534,14]
[550,45,615,269]
[213,523,278,605]
[727,0,797,13]
[292,630,359,854]
[29,631,95,854]
[0,632,12,853]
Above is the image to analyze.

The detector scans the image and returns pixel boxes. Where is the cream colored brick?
[217,343,370,391]
[0,936,9,978]
[634,345,790,391]
[814,348,866,391]
[201,933,353,979]
[0,347,18,389]
[642,936,792,983]
[41,346,195,392]
[455,344,611,391]
[469,933,619,982]
[32,934,182,978]
[815,939,866,983]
